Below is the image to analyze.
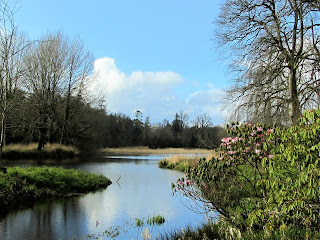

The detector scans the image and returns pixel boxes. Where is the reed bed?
[2,143,79,159]
[100,146,213,156]
[158,153,217,172]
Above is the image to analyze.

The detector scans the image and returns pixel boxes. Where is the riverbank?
[0,166,111,215]
[100,146,213,156]
[158,153,217,172]
[1,143,79,159]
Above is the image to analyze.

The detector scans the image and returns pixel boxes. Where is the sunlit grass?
[2,143,79,159]
[157,222,222,240]
[158,153,217,172]
[0,166,111,215]
[3,143,77,153]
[100,146,213,156]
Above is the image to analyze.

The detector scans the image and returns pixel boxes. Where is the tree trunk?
[289,67,301,124]
[0,111,6,167]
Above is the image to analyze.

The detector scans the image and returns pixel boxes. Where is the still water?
[0,155,213,240]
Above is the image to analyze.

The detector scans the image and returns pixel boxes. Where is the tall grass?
[147,214,165,225]
[100,146,213,156]
[157,222,222,240]
[158,153,217,172]
[2,143,79,159]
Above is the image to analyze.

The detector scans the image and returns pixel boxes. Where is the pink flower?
[178,181,183,185]
[185,180,192,185]
[268,155,273,159]
[267,129,274,133]
[227,146,231,149]
[257,127,263,131]
[232,137,239,143]
[255,149,261,154]
[221,137,232,143]
[228,151,236,155]
[255,143,261,146]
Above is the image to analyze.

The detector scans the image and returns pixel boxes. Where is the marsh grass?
[135,218,144,227]
[147,214,165,225]
[0,166,111,215]
[157,222,222,240]
[158,153,217,172]
[2,143,79,159]
[100,146,213,156]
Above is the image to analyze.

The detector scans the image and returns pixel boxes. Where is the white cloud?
[92,57,226,124]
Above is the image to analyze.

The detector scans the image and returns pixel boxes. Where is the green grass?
[147,214,165,225]
[135,214,166,228]
[0,166,111,215]
[157,222,223,240]
[135,218,144,227]
[2,143,79,159]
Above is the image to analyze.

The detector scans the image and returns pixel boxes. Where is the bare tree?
[0,0,26,166]
[23,32,68,150]
[193,113,212,129]
[60,35,94,144]
[23,32,95,150]
[217,0,320,125]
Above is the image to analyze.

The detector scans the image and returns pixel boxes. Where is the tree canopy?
[217,0,320,125]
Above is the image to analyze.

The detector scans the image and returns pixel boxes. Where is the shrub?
[174,107,320,239]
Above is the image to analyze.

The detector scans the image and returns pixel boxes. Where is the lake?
[0,155,215,240]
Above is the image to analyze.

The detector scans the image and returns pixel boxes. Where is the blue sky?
[15,0,230,125]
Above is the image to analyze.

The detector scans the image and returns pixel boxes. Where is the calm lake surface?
[0,155,214,240]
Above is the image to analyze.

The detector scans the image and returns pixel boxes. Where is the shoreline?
[0,166,111,216]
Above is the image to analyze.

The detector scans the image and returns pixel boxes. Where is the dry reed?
[100,146,213,156]
[158,152,218,171]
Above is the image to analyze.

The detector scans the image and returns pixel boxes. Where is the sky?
[14,0,230,125]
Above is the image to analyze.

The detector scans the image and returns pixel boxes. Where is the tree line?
[101,111,226,149]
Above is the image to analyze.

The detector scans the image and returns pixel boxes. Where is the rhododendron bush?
[174,108,320,238]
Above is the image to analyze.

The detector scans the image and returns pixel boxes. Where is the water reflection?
[0,155,214,240]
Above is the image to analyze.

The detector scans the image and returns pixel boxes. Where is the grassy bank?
[1,143,79,159]
[0,166,111,215]
[158,153,217,172]
[100,146,213,156]
[158,222,223,240]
